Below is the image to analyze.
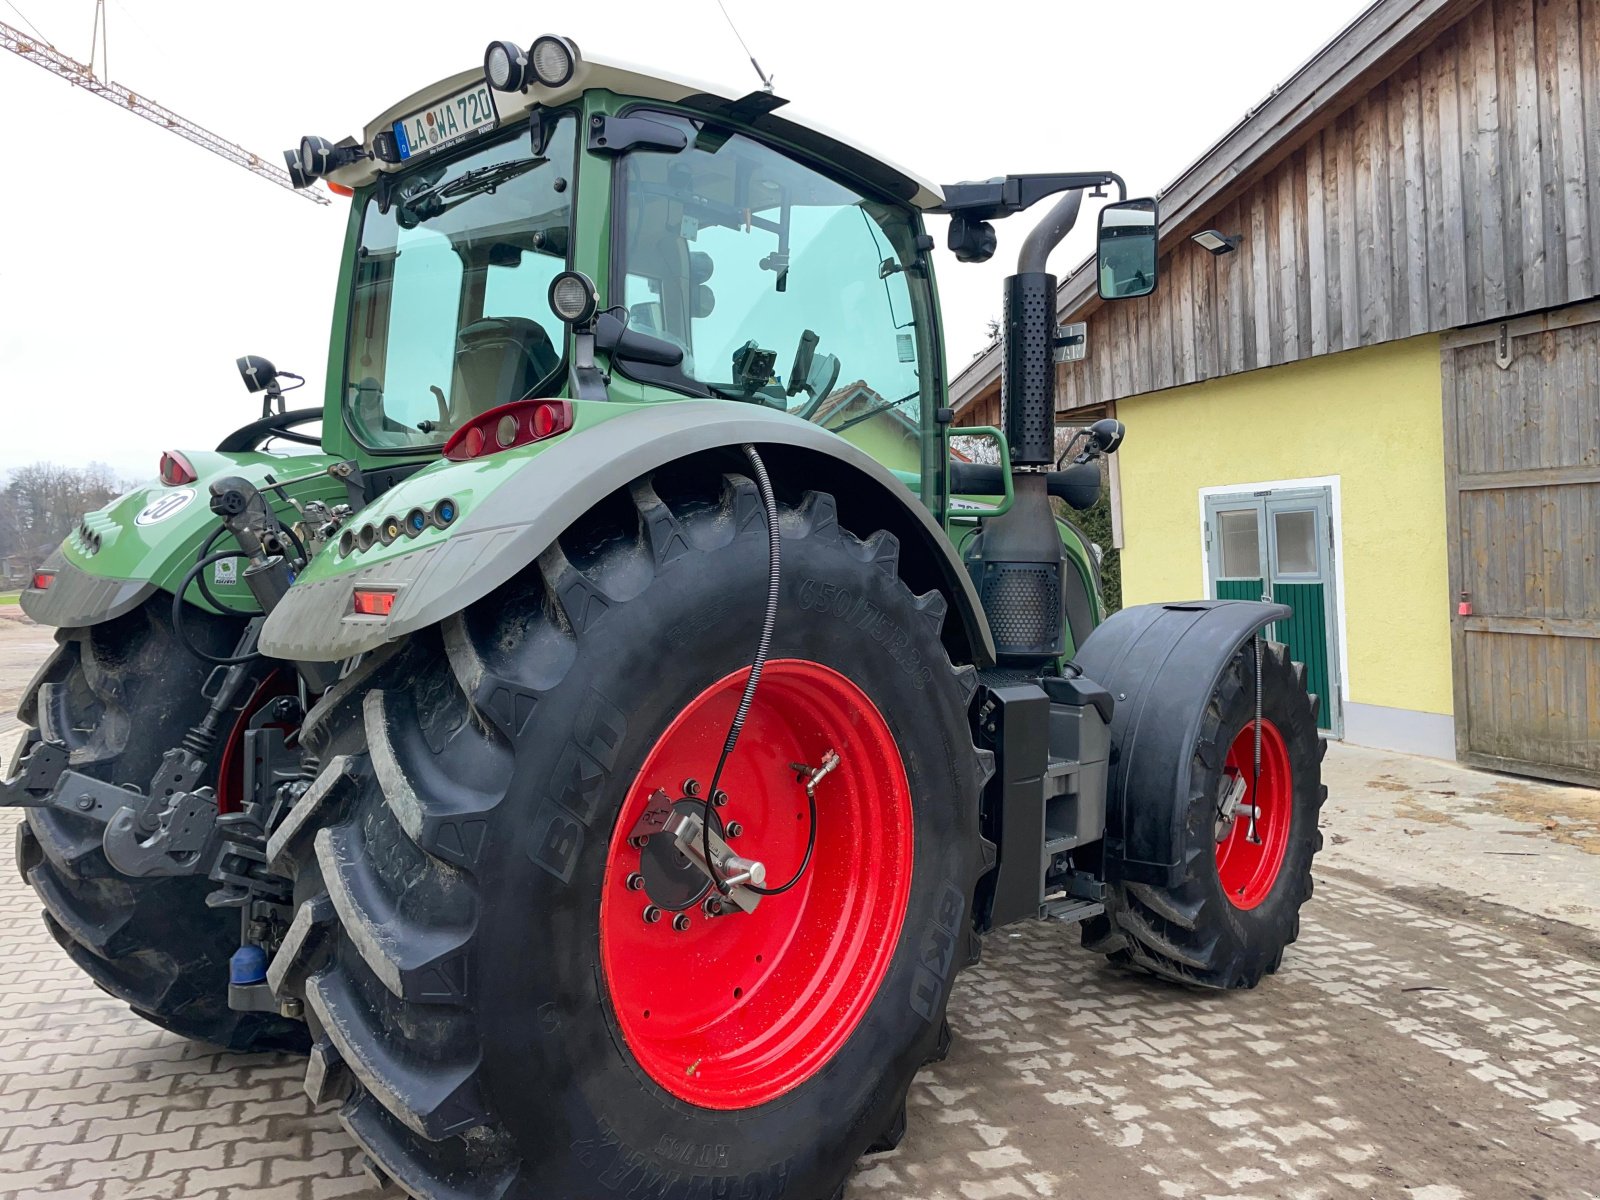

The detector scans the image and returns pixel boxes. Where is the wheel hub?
[634,796,727,912]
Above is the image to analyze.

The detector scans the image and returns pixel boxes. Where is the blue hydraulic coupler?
[230,944,269,986]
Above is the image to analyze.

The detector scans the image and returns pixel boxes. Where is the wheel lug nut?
[672,913,691,932]
[726,822,743,838]
[626,873,645,891]
[642,906,662,924]
[712,790,729,807]
[683,778,701,797]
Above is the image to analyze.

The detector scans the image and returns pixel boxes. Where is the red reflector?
[159,451,197,487]
[443,399,574,461]
[325,181,355,197]
[31,570,55,591]
[351,589,397,617]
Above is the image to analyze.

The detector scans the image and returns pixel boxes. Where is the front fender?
[20,449,343,629]
[259,401,996,665]
[1072,599,1291,887]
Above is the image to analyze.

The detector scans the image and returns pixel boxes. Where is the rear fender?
[258,400,996,666]
[1072,600,1291,887]
[20,449,343,629]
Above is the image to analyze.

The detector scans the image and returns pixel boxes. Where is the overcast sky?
[0,0,1371,480]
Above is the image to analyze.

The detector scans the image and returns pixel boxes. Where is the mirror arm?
[933,172,1125,220]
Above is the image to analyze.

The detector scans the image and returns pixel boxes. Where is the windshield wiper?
[823,390,917,434]
[398,157,546,225]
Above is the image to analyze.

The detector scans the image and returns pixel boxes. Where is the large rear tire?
[1082,639,1325,988]
[270,469,991,1200]
[10,602,309,1052]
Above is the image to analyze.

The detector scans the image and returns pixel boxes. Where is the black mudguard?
[1073,599,1290,888]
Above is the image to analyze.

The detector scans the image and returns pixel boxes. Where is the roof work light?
[485,41,528,91]
[285,136,367,187]
[485,35,579,92]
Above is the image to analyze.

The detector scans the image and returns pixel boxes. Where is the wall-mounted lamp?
[1190,229,1242,256]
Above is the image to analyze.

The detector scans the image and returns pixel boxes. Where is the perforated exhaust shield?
[1002,271,1057,466]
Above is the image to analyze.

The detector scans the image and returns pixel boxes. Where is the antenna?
[714,0,774,94]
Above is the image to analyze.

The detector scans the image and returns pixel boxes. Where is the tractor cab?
[296,45,948,495]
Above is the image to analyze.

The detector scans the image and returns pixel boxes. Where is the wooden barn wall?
[1047,0,1600,413]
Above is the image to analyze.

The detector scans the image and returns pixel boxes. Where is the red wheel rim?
[1215,718,1293,910]
[599,659,913,1109]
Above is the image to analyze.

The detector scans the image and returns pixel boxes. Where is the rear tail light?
[159,451,197,487]
[351,588,398,617]
[31,570,55,590]
[443,399,573,462]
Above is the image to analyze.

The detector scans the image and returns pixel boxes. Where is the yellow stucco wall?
[1116,333,1453,717]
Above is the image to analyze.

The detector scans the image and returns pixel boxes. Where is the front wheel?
[1083,639,1326,988]
[272,469,990,1200]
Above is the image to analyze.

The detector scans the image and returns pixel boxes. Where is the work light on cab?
[548,270,597,325]
[485,34,577,92]
[530,35,578,86]
[291,135,368,184]
[484,40,527,91]
[442,399,573,461]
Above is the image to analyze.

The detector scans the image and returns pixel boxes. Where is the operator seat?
[450,316,561,423]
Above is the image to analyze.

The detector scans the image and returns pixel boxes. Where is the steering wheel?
[215,408,322,453]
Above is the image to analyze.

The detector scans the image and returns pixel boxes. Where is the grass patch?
[0,592,20,606]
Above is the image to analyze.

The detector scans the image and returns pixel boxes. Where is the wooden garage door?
[1442,303,1600,786]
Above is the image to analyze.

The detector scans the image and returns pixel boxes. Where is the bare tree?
[0,462,127,573]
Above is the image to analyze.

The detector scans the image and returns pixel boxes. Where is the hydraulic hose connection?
[701,444,784,894]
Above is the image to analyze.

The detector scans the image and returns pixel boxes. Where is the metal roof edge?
[1051,0,1474,319]
[951,0,1476,414]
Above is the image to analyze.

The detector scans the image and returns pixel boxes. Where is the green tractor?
[5,36,1324,1200]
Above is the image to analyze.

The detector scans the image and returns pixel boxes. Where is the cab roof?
[326,49,945,210]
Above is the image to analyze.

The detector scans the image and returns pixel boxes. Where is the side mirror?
[1095,197,1159,300]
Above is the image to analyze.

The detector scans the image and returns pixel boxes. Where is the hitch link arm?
[99,620,270,878]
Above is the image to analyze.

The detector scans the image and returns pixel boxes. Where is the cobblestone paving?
[2,799,1597,1199]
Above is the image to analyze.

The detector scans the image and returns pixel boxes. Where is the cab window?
[614,112,933,475]
[344,114,576,450]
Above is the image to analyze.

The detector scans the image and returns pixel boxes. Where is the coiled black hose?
[171,552,263,665]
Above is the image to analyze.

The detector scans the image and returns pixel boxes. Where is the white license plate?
[393,83,498,160]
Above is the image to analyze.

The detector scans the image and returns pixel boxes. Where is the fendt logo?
[134,488,196,526]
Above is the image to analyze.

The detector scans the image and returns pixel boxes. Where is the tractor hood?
[20,449,345,628]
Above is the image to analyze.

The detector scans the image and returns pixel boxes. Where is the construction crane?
[0,8,329,206]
